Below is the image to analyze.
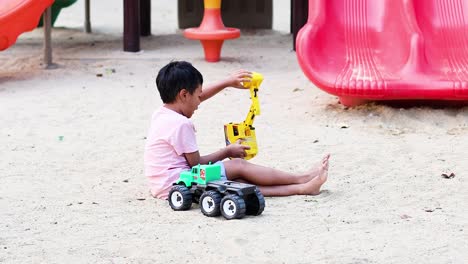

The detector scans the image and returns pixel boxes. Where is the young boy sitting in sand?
[144,61,330,199]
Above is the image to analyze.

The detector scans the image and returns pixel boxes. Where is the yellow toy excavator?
[224,72,264,160]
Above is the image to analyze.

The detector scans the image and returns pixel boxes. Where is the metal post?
[140,0,151,36]
[43,7,55,69]
[85,0,92,33]
[124,0,141,52]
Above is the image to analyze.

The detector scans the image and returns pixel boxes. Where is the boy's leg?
[223,156,329,196]
[255,181,323,196]
[223,154,329,188]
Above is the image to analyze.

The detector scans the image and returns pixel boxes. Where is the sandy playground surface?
[1,0,467,263]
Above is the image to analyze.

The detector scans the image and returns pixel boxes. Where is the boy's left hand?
[227,70,252,89]
[226,139,251,159]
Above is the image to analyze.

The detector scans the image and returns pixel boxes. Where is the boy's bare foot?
[300,155,329,195]
[305,154,330,181]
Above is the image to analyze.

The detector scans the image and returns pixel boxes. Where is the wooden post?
[85,0,92,33]
[124,0,141,52]
[140,0,151,36]
[291,0,308,51]
[43,7,54,69]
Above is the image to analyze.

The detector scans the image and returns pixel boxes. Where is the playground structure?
[183,0,240,62]
[0,0,54,51]
[296,0,468,106]
[1,1,306,66]
[0,0,86,68]
[37,0,79,27]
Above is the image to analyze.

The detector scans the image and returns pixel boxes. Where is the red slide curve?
[296,0,468,106]
[0,0,54,51]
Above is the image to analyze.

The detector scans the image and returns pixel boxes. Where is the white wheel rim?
[202,196,215,213]
[223,199,237,217]
[171,191,183,207]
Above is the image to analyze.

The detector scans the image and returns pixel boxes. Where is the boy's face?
[181,85,202,118]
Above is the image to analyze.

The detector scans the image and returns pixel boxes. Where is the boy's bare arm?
[184,149,228,167]
[184,142,250,167]
[200,70,252,102]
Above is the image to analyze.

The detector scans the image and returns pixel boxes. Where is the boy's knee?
[231,158,247,167]
[224,158,247,174]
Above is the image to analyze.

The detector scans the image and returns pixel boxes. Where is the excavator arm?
[224,72,264,160]
[243,72,263,127]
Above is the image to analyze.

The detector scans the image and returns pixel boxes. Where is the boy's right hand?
[226,139,250,159]
[226,70,252,89]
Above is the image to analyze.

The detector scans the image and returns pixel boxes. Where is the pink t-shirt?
[144,106,198,199]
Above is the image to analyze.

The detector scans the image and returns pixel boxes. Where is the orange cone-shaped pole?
[184,0,240,62]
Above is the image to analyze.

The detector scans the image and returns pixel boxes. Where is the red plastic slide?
[0,0,54,51]
[296,0,468,106]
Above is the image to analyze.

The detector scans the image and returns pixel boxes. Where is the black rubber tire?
[220,194,246,220]
[245,188,265,216]
[199,190,222,217]
[168,185,192,211]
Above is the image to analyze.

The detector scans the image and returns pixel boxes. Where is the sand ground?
[1,1,467,263]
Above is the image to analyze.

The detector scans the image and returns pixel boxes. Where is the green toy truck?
[168,163,265,220]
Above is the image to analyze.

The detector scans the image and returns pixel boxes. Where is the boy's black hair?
[155,61,203,103]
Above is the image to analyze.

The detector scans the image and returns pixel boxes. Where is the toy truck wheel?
[220,194,246,220]
[168,185,192,211]
[200,190,222,217]
[245,188,265,216]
